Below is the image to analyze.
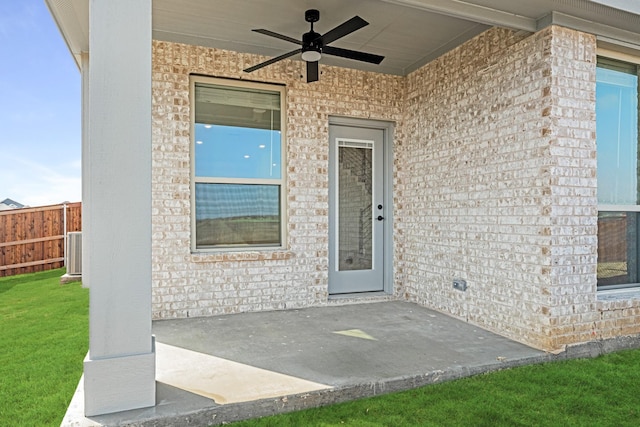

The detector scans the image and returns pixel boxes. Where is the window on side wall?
[596,57,640,289]
[190,77,285,250]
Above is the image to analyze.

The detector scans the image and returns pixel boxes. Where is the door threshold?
[327,291,395,306]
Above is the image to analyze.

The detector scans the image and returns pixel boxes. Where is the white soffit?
[46,0,640,75]
[44,0,88,68]
[589,0,640,15]
[151,0,492,76]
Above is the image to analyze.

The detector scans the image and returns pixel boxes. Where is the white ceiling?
[47,0,640,76]
[151,0,491,76]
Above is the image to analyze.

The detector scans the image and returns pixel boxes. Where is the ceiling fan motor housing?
[305,9,320,23]
[303,30,322,52]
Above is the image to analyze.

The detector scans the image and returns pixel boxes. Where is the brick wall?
[597,297,640,340]
[399,26,608,350]
[151,41,405,319]
[544,27,601,349]
[151,26,640,351]
[400,27,549,347]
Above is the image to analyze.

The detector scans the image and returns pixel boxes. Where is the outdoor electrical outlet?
[453,279,467,291]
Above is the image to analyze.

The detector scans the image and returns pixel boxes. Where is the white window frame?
[189,76,287,252]
[596,53,640,289]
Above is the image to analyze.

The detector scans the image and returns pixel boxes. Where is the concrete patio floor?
[62,300,625,426]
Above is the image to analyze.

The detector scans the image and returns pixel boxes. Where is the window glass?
[598,212,639,286]
[596,58,640,288]
[195,183,281,247]
[596,64,638,205]
[192,79,284,249]
[195,124,281,179]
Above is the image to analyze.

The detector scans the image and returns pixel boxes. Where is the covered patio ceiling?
[48,0,640,76]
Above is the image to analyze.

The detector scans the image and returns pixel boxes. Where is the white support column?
[80,51,90,289]
[83,0,155,416]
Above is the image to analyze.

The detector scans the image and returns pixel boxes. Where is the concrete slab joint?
[83,337,156,417]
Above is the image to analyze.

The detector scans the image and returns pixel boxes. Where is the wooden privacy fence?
[0,202,82,277]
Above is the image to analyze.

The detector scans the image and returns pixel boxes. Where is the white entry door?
[328,124,385,294]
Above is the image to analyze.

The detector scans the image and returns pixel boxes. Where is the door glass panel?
[338,140,373,271]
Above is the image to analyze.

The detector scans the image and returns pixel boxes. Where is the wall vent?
[67,232,82,275]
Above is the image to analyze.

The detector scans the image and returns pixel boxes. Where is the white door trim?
[328,116,394,295]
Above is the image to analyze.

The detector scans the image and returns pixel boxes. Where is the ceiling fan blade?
[319,16,368,45]
[323,46,384,64]
[252,29,301,45]
[307,61,319,83]
[244,49,302,73]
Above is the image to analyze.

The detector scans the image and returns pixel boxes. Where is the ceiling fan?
[244,9,384,82]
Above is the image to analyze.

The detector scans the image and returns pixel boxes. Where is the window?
[596,57,640,288]
[191,77,285,250]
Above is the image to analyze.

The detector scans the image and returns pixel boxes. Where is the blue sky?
[0,0,81,207]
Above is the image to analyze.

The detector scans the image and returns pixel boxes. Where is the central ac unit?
[67,232,82,275]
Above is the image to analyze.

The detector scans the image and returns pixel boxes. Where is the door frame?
[328,116,394,295]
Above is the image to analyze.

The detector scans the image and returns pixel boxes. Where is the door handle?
[377,215,384,221]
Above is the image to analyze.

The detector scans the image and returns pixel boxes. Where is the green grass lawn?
[1,269,640,427]
[0,268,88,427]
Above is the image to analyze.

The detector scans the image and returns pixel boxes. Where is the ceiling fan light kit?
[301,49,321,62]
[244,9,384,83]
